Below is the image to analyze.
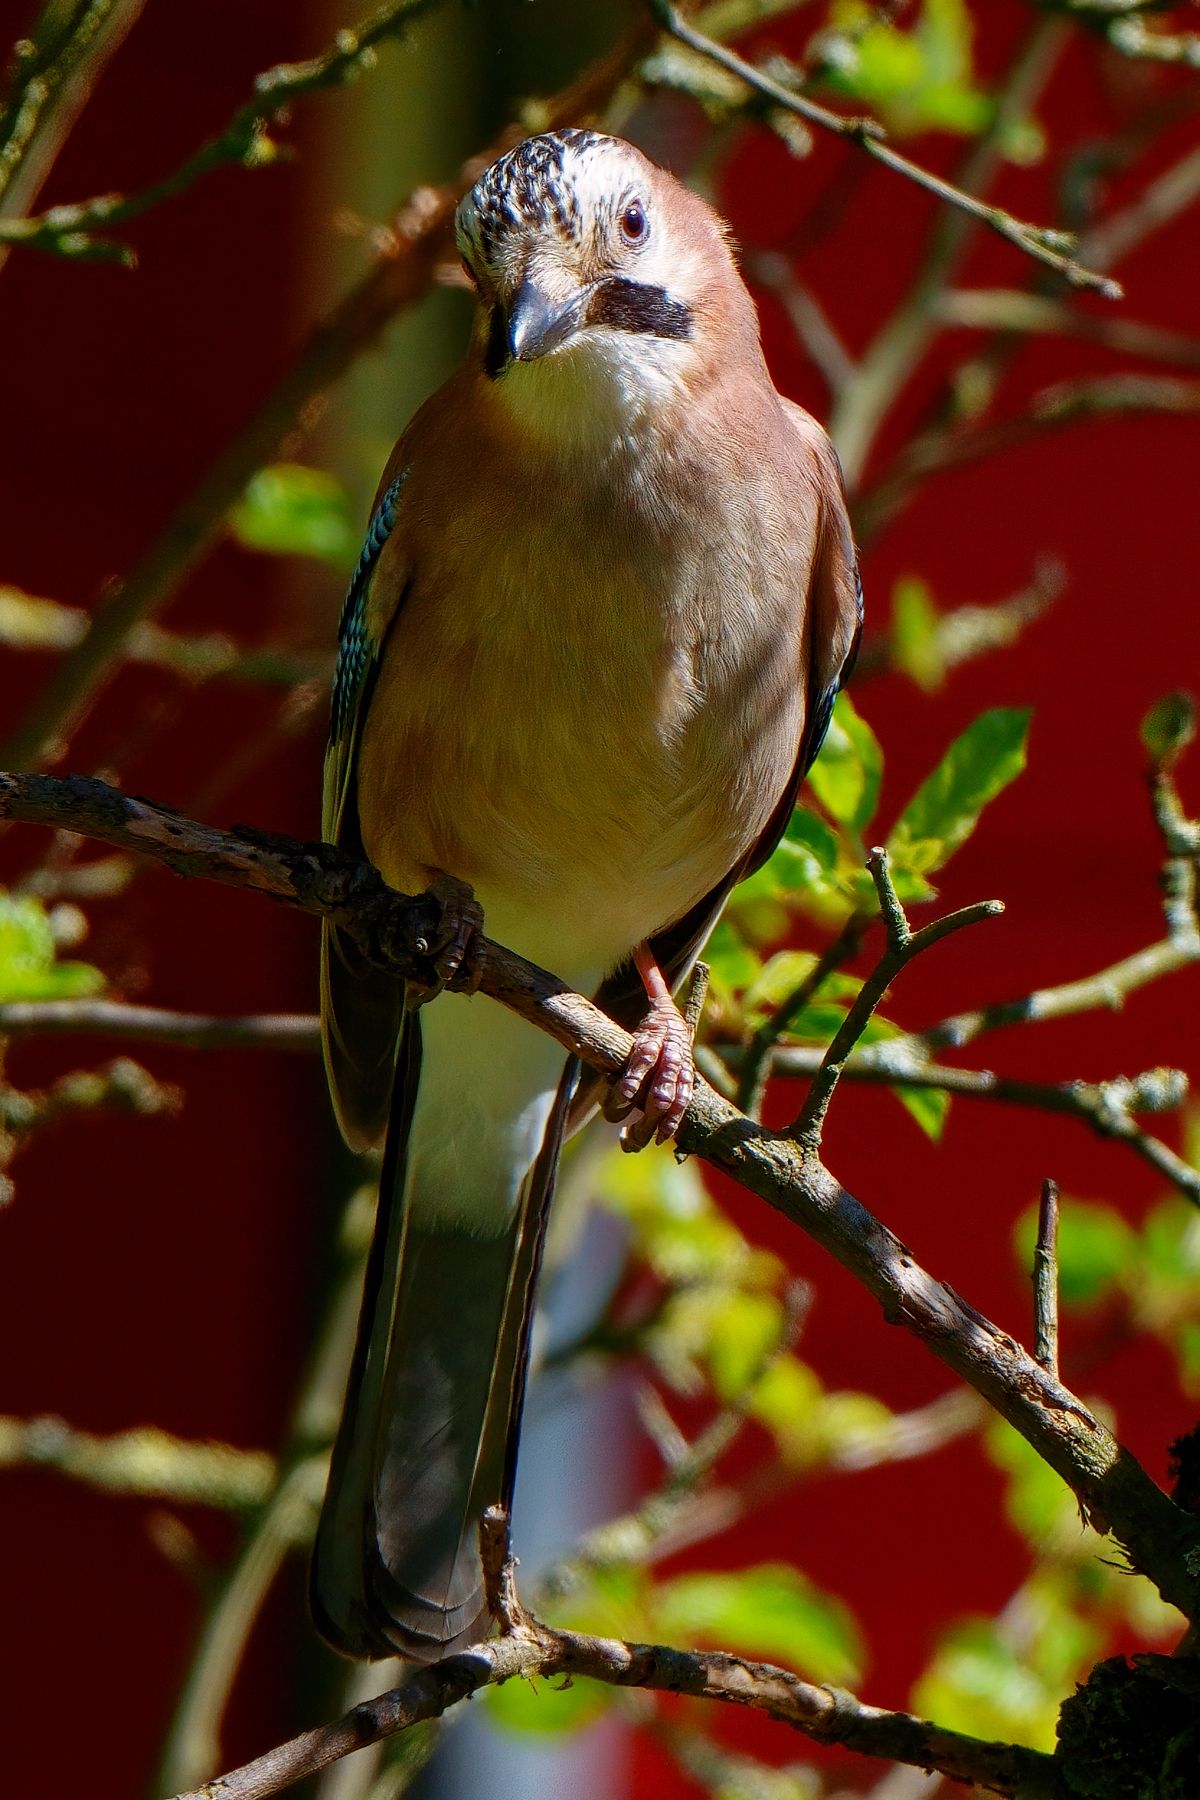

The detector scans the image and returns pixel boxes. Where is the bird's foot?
[409,872,486,1002]
[605,997,695,1151]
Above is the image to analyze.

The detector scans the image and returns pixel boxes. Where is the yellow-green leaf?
[888,707,1030,876]
[652,1566,862,1684]
[229,463,358,568]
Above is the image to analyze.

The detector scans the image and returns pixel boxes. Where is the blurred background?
[1,2,1199,1796]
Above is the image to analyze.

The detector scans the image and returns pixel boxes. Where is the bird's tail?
[311,998,575,1662]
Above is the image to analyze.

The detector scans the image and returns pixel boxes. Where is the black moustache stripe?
[587,277,693,341]
[484,304,509,379]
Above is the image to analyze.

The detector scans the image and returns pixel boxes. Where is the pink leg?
[604,942,695,1149]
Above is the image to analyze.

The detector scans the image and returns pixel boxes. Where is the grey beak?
[505,276,586,363]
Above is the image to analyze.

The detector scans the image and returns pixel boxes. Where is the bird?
[311,127,862,1663]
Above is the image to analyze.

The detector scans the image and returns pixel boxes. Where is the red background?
[0,3,1197,1795]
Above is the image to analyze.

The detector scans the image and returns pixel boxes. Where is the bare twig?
[0,1056,179,1137]
[0,0,147,271]
[156,1221,371,1791]
[1080,143,1200,273]
[1033,1179,1061,1377]
[722,1040,1200,1203]
[541,1282,811,1600]
[823,15,1073,486]
[0,1,140,211]
[4,772,1197,1624]
[790,849,1003,1144]
[935,287,1200,369]
[736,914,866,1118]
[0,998,320,1053]
[682,958,710,1041]
[0,1415,274,1508]
[857,375,1200,536]
[646,2,1115,300]
[634,1390,986,1566]
[746,247,857,394]
[852,559,1063,685]
[0,0,447,261]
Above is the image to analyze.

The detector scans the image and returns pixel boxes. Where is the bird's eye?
[619,200,648,245]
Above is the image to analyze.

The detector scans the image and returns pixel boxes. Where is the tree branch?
[3,770,1197,1625]
[167,1599,1065,1800]
[0,998,320,1052]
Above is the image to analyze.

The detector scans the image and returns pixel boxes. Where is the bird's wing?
[321,465,412,1151]
[577,407,861,1109]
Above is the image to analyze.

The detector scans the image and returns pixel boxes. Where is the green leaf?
[1141,691,1195,766]
[597,1149,782,1293]
[985,1417,1079,1543]
[229,463,359,568]
[895,1083,950,1140]
[912,1619,1059,1747]
[703,920,763,996]
[0,894,104,1002]
[764,807,842,891]
[887,707,1030,877]
[752,1359,897,1470]
[891,575,945,692]
[1012,1199,1135,1308]
[823,0,993,140]
[805,692,883,834]
[704,1288,786,1400]
[653,1566,862,1684]
[742,951,860,1022]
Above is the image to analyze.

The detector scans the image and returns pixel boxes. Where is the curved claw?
[410,872,486,1003]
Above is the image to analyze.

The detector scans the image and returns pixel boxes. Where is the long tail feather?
[312,1002,575,1661]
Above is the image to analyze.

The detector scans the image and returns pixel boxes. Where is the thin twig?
[645,3,1115,299]
[0,1,136,210]
[0,998,320,1052]
[540,1282,811,1602]
[0,1414,274,1508]
[1080,143,1200,273]
[790,849,1002,1145]
[745,247,857,394]
[682,958,710,1040]
[156,1223,369,1791]
[0,0,447,261]
[0,586,330,684]
[3,772,1197,1623]
[736,914,865,1118]
[1033,1179,1061,1377]
[719,1041,1200,1203]
[0,0,146,272]
[827,15,1074,485]
[934,288,1200,370]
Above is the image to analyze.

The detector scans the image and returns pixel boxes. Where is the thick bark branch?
[3,770,1197,1627]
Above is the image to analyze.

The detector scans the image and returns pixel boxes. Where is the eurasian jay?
[312,129,862,1662]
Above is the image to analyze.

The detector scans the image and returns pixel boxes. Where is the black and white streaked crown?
[456,129,623,264]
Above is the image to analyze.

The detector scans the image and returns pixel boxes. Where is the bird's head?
[455,130,758,446]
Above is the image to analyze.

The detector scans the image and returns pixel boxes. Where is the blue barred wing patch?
[330,473,406,743]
